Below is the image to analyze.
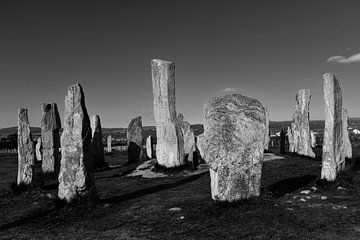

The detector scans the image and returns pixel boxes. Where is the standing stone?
[197,94,266,202]
[151,59,184,167]
[321,73,343,181]
[280,127,286,154]
[107,135,112,153]
[17,108,35,185]
[146,135,154,159]
[91,115,106,168]
[35,137,42,161]
[310,131,316,148]
[342,108,352,159]
[288,89,315,158]
[41,103,61,174]
[177,113,196,163]
[127,116,143,163]
[58,84,93,202]
[264,107,270,151]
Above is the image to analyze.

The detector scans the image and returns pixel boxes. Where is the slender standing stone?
[310,131,316,148]
[342,108,352,159]
[151,59,184,167]
[280,127,286,154]
[41,103,61,174]
[146,135,154,159]
[35,137,42,161]
[58,84,93,202]
[91,115,106,168]
[17,108,35,185]
[127,116,143,163]
[288,89,315,158]
[197,94,266,202]
[321,73,343,181]
[177,113,196,162]
[264,107,270,151]
[107,135,112,153]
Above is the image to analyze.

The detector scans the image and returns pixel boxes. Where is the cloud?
[327,53,360,64]
[218,87,239,94]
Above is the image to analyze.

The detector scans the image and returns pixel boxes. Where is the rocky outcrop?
[151,59,184,167]
[197,94,266,202]
[17,108,35,185]
[41,103,61,174]
[91,115,106,168]
[58,84,93,202]
[321,73,344,181]
[127,116,143,163]
[288,89,315,158]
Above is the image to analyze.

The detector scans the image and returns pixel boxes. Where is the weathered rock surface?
[35,137,42,161]
[177,113,196,162]
[342,108,352,159]
[264,107,270,151]
[107,135,112,153]
[17,108,35,185]
[197,94,266,202]
[127,116,143,163]
[280,127,286,154]
[58,84,93,202]
[321,73,343,181]
[41,103,61,174]
[151,59,184,167]
[91,115,106,168]
[288,89,315,158]
[146,135,154,159]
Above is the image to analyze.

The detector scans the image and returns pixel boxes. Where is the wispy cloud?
[327,53,360,64]
[218,87,239,94]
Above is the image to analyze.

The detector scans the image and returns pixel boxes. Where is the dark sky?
[1,0,360,128]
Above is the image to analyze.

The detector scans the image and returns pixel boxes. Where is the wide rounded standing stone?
[127,116,143,163]
[197,94,266,202]
[151,59,184,167]
[17,108,35,185]
[58,84,93,202]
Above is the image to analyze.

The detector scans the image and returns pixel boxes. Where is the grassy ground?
[1,147,360,239]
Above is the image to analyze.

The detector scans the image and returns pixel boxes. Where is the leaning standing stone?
[107,135,112,153]
[35,137,42,161]
[288,89,315,158]
[41,103,61,174]
[177,113,196,162]
[321,73,343,181]
[342,108,352,159]
[127,116,143,163]
[91,115,106,168]
[151,59,184,167]
[58,84,93,202]
[17,108,35,185]
[197,94,266,202]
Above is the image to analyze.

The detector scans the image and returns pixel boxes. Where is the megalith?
[151,59,184,167]
[58,84,93,202]
[177,113,196,163]
[197,94,266,202]
[264,107,270,151]
[127,116,143,163]
[310,131,316,148]
[288,89,315,158]
[107,135,112,153]
[146,135,154,159]
[35,137,42,161]
[280,127,286,154]
[321,73,343,181]
[342,108,352,159]
[41,103,61,174]
[91,115,106,168]
[17,108,35,185]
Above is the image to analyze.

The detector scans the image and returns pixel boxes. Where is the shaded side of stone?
[91,115,106,168]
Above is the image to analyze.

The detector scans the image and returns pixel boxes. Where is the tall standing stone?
[342,108,352,159]
[197,94,266,202]
[177,113,196,163]
[321,73,343,181]
[146,135,154,159]
[58,84,93,202]
[151,59,184,168]
[264,107,270,151]
[280,127,286,154]
[41,103,61,174]
[127,116,143,163]
[288,89,315,158]
[91,115,106,168]
[35,137,42,161]
[17,108,35,185]
[107,135,112,153]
